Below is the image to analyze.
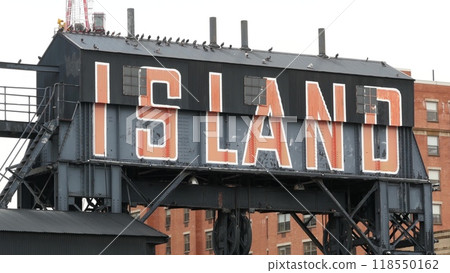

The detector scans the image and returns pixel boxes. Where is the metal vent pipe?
[127,8,135,37]
[318,28,326,57]
[240,20,250,51]
[209,17,219,48]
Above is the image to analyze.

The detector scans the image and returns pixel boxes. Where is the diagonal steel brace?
[315,179,379,254]
[290,212,325,254]
[138,171,191,223]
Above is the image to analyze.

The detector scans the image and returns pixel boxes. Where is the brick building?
[412,77,450,254]
[134,73,450,255]
[136,208,322,255]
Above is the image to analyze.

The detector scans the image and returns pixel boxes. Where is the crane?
[63,0,105,34]
[65,0,91,31]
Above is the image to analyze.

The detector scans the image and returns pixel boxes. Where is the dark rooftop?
[61,32,411,80]
[0,208,167,239]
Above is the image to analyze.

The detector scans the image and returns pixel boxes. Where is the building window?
[278,244,291,255]
[356,86,377,114]
[303,241,317,255]
[166,237,171,255]
[205,210,215,220]
[304,214,316,227]
[428,169,441,191]
[427,136,439,156]
[184,233,190,254]
[278,213,291,233]
[165,208,171,228]
[244,76,266,105]
[426,101,438,122]
[433,203,442,225]
[205,231,213,250]
[123,65,146,96]
[129,210,140,219]
[184,208,190,224]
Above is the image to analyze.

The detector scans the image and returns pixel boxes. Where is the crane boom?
[66,0,73,27]
[65,0,90,30]
[82,0,90,30]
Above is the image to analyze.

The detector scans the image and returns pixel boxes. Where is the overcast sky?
[1,0,450,82]
[0,0,449,204]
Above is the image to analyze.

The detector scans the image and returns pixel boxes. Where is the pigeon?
[268,47,273,52]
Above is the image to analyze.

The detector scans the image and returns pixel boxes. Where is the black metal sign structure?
[0,25,433,254]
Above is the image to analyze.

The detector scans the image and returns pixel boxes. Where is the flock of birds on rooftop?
[20,27,381,66]
[70,28,280,65]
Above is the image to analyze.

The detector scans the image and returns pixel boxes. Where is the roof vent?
[318,28,327,58]
[127,8,135,38]
[209,17,219,48]
[240,20,250,51]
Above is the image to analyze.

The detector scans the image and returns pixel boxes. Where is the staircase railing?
[0,83,78,208]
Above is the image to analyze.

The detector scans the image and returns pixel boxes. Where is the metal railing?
[0,83,80,200]
[0,86,47,123]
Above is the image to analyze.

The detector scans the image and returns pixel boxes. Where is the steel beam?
[138,172,191,223]
[350,183,377,218]
[0,121,35,138]
[290,213,325,254]
[315,179,379,254]
[0,62,59,73]
[376,181,390,253]
[126,180,345,213]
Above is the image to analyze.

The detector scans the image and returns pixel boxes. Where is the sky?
[1,0,450,81]
[0,0,450,205]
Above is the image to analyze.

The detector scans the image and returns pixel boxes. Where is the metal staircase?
[0,84,63,209]
[0,119,57,208]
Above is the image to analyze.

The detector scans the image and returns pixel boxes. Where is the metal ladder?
[0,119,58,208]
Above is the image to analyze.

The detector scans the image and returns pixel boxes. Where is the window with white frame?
[278,244,291,255]
[184,233,190,254]
[426,101,438,122]
[433,203,442,225]
[278,213,291,232]
[303,240,317,255]
[205,210,214,220]
[428,169,440,191]
[304,214,316,227]
[165,208,171,228]
[184,208,190,223]
[427,135,439,156]
[129,210,140,219]
[205,231,213,250]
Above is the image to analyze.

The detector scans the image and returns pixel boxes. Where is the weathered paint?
[87,63,425,178]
